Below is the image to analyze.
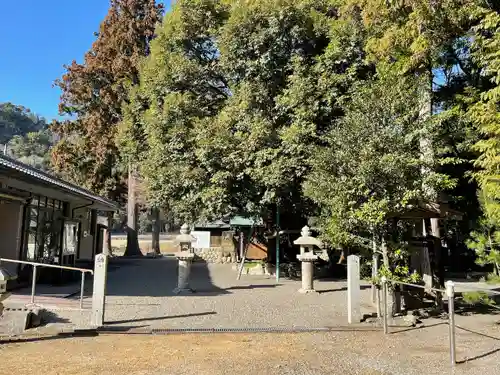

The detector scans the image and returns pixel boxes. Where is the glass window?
[23,195,65,264]
[26,232,36,261]
[63,222,79,255]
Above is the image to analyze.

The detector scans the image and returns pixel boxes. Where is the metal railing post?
[0,258,93,309]
[80,272,86,309]
[31,265,37,304]
[381,276,388,334]
[446,280,456,366]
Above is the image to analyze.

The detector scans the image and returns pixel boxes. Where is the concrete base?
[298,288,318,294]
[173,287,195,295]
[0,306,41,334]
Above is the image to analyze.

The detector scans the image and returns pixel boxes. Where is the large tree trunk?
[429,218,445,309]
[152,207,161,255]
[337,248,347,264]
[124,165,142,257]
[371,236,379,305]
[381,236,402,316]
[419,69,438,292]
[103,211,113,256]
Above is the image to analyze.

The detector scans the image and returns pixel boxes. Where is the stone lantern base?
[173,251,195,295]
[296,253,318,294]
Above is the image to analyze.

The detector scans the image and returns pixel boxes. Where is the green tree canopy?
[7,129,53,171]
[304,74,455,246]
[123,0,373,226]
[0,102,46,144]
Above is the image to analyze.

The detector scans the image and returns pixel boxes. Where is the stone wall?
[193,247,237,264]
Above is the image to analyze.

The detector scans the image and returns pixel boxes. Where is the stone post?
[296,253,318,293]
[91,253,108,327]
[347,254,361,324]
[173,251,195,294]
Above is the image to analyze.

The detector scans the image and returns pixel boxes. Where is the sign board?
[191,231,211,249]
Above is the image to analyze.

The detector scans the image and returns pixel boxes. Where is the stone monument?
[347,254,361,323]
[91,253,108,327]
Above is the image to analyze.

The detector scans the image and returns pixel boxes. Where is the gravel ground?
[3,257,500,374]
[99,257,374,329]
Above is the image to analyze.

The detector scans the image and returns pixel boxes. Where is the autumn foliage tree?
[51,0,163,255]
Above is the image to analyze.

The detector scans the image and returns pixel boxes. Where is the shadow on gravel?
[106,257,230,297]
[455,325,500,341]
[317,285,371,294]
[389,322,447,334]
[226,285,279,290]
[106,311,217,325]
[0,330,99,344]
[457,347,500,364]
[39,310,71,326]
[455,326,500,364]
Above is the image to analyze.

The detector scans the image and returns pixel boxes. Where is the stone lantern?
[173,224,196,294]
[293,226,322,294]
[177,223,196,253]
[0,267,16,295]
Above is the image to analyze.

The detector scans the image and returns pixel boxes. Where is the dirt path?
[0,333,350,375]
[1,330,499,375]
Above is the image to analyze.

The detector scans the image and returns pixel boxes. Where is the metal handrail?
[0,257,93,309]
[383,279,445,294]
[0,258,93,274]
[453,283,500,296]
[380,277,456,366]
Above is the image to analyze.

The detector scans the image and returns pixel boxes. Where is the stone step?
[0,306,41,335]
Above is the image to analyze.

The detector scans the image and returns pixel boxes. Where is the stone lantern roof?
[293,226,322,248]
[176,223,196,243]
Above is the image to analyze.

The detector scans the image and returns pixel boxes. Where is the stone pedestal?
[173,251,195,294]
[297,253,318,293]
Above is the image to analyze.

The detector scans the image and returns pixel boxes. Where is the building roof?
[390,202,463,220]
[0,154,118,211]
[194,215,264,229]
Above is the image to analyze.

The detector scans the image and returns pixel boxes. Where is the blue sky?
[0,1,170,121]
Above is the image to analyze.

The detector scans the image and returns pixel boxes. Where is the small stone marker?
[91,253,108,327]
[347,255,361,324]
